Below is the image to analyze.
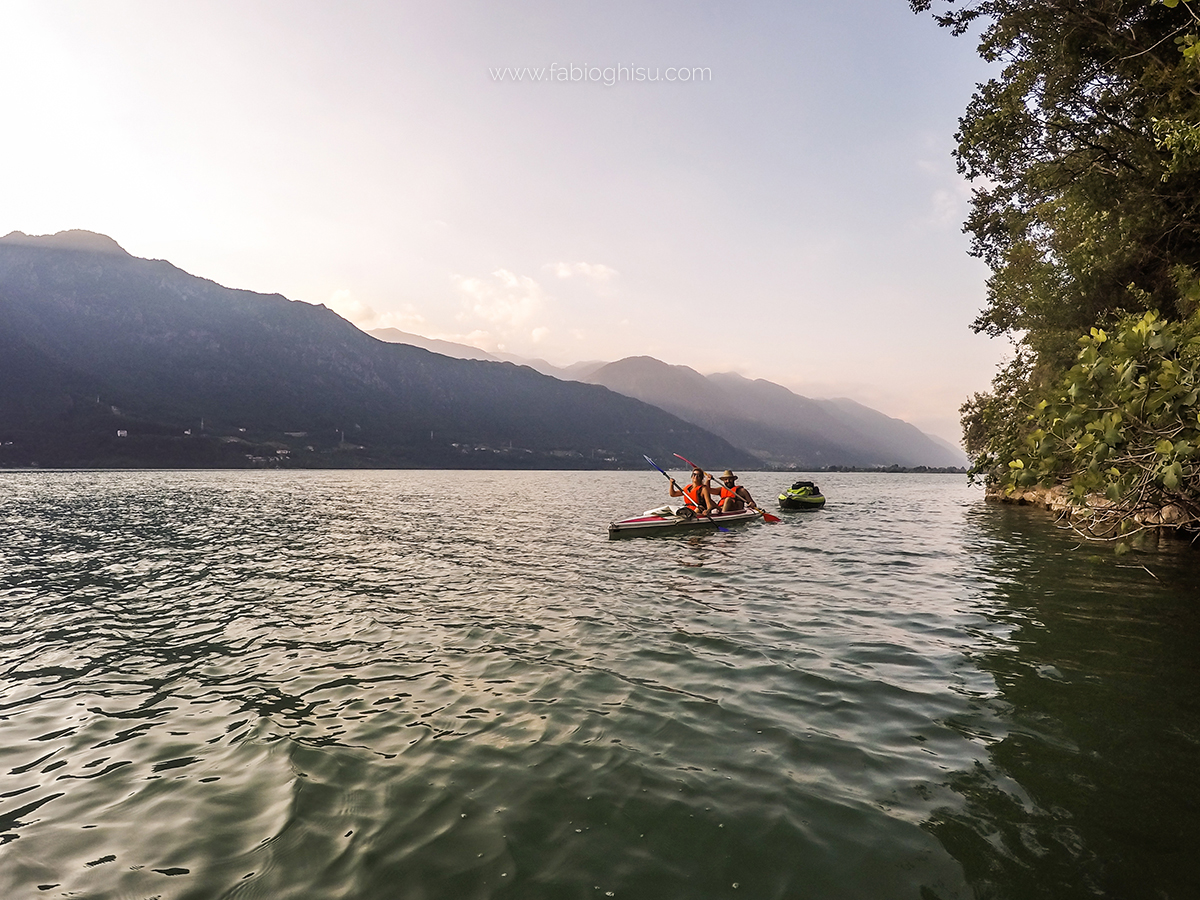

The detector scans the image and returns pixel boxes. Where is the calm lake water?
[1,470,1198,900]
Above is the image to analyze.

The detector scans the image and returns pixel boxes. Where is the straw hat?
[721,469,737,481]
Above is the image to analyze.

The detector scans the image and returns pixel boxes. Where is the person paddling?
[716,469,759,513]
[669,467,718,518]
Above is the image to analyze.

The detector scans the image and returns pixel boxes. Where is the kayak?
[608,505,763,537]
[778,480,826,510]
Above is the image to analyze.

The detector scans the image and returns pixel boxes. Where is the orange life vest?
[682,483,705,509]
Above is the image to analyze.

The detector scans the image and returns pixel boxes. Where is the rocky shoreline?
[985,484,1193,530]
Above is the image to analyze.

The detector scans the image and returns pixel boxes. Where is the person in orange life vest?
[716,470,758,512]
[668,467,717,516]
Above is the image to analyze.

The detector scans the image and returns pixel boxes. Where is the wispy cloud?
[546,261,618,282]
[455,269,544,326]
[451,268,551,350]
[912,133,972,229]
[910,165,976,229]
[928,185,967,226]
[326,289,426,331]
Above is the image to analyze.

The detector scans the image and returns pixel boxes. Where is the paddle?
[643,455,728,531]
[672,453,782,524]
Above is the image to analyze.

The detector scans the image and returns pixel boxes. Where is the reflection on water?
[0,471,1197,899]
[929,503,1200,900]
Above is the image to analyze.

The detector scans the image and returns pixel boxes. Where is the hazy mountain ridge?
[583,359,966,469]
[368,327,502,363]
[0,232,756,469]
[371,329,966,468]
[367,328,606,381]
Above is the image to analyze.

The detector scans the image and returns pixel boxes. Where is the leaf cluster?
[968,311,1200,541]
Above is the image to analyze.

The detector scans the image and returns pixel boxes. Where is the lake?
[1,470,1197,899]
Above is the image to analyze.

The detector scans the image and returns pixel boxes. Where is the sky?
[0,1,1011,445]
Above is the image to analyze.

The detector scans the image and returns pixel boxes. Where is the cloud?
[909,169,975,228]
[929,186,965,226]
[912,135,980,229]
[546,261,618,282]
[325,289,426,330]
[453,268,547,331]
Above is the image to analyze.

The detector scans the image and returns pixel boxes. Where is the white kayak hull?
[607,506,762,537]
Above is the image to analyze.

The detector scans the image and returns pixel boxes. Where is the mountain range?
[1,230,963,470]
[0,231,755,469]
[368,336,967,469]
[368,328,606,381]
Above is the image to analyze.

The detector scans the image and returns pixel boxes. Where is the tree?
[913,0,1200,533]
[914,0,1200,363]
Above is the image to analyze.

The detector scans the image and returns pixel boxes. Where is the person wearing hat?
[716,470,758,513]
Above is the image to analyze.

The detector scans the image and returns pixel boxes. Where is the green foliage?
[915,0,1200,537]
[960,345,1036,461]
[967,311,1200,534]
